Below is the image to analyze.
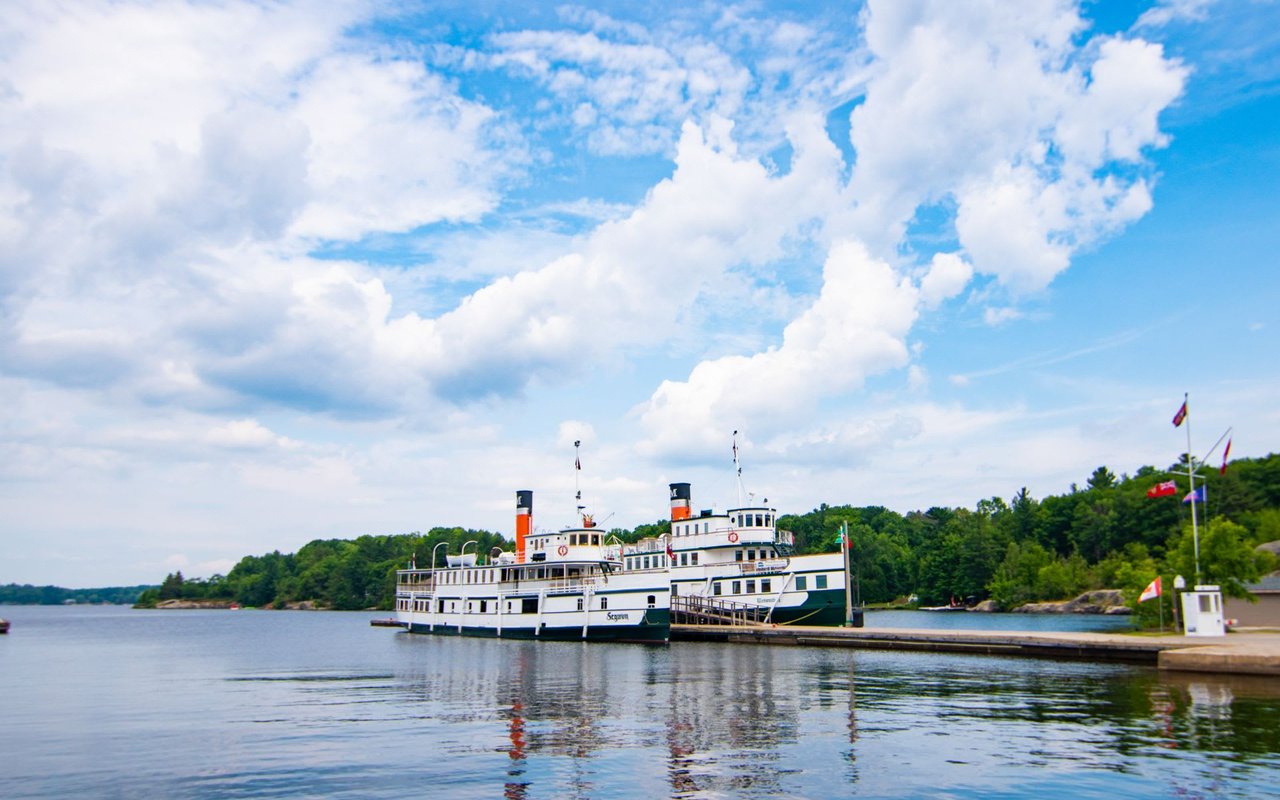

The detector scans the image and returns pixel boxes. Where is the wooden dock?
[671,623,1280,676]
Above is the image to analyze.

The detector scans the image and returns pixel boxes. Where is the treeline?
[139,454,1280,618]
[135,527,506,610]
[0,583,156,605]
[777,453,1279,620]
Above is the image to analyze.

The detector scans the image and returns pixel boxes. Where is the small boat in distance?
[394,490,670,643]
[0,618,9,634]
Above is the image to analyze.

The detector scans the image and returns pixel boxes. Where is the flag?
[1139,576,1162,603]
[1172,400,1187,427]
[1221,437,1232,475]
[1146,480,1177,498]
[575,455,580,470]
[1182,486,1205,504]
[665,539,674,561]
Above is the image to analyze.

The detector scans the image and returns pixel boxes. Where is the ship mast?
[574,439,585,525]
[732,430,746,507]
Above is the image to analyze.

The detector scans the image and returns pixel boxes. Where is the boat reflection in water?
[391,631,1280,799]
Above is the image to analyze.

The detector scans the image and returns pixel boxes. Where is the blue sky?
[2,0,1277,587]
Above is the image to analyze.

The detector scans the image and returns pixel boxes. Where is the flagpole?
[842,520,854,627]
[1180,393,1202,585]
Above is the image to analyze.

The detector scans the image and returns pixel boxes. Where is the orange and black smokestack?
[516,490,532,563]
[669,482,691,521]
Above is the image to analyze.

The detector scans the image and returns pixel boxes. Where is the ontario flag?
[1172,400,1188,428]
[1139,576,1162,603]
[1146,480,1177,498]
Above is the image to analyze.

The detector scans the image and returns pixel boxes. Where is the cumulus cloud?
[0,0,518,411]
[842,0,1186,293]
[638,241,921,458]
[637,0,1187,457]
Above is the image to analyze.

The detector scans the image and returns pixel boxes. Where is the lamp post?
[432,541,449,570]
[461,539,478,564]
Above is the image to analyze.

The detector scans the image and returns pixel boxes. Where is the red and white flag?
[1139,576,1162,603]
[1172,400,1187,428]
[1146,480,1177,498]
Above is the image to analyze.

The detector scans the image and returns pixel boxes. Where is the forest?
[0,584,157,605]
[135,453,1280,620]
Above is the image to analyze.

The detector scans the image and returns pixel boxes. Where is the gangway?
[671,595,769,627]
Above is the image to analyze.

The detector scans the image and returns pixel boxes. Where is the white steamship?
[395,491,671,643]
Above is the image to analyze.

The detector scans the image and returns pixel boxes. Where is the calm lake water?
[2,605,1278,799]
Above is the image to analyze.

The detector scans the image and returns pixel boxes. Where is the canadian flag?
[1139,576,1162,603]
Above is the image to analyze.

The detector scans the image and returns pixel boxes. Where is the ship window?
[438,599,445,613]
[644,556,651,569]
[704,522,709,533]
[480,600,487,613]
[735,550,743,562]
[746,580,756,594]
[577,598,583,611]
[747,549,755,561]
[690,553,698,565]
[680,553,688,566]
[713,582,722,596]
[756,514,763,527]
[796,576,807,591]
[732,580,741,594]
[761,579,771,593]
[816,575,828,589]
[648,595,656,607]
[600,597,608,610]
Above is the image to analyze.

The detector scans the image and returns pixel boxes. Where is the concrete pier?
[671,624,1280,676]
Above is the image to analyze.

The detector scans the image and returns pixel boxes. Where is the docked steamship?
[394,491,671,643]
[622,482,847,626]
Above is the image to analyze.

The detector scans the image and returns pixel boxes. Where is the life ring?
[557,545,568,556]
[728,532,739,543]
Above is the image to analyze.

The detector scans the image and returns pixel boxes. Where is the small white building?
[1180,585,1225,637]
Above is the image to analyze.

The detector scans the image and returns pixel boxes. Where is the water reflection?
[4,607,1278,800]
[381,634,1280,799]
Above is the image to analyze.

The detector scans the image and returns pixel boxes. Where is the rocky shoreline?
[150,599,326,610]
[1009,589,1131,615]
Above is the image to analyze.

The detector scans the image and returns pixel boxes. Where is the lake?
[2,605,1277,799]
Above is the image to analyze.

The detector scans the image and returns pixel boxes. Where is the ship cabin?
[524,524,623,565]
[623,504,795,572]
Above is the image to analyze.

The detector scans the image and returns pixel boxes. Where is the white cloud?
[1135,0,1217,29]
[637,240,920,458]
[206,418,295,450]
[918,252,973,309]
[840,0,1186,292]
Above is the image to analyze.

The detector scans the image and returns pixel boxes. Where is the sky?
[2,0,1278,587]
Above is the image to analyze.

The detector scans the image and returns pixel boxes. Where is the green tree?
[1167,518,1278,599]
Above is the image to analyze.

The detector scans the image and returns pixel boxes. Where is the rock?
[154,599,235,609]
[970,599,999,613]
[1012,589,1129,614]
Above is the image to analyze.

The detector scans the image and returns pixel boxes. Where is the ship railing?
[544,576,599,595]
